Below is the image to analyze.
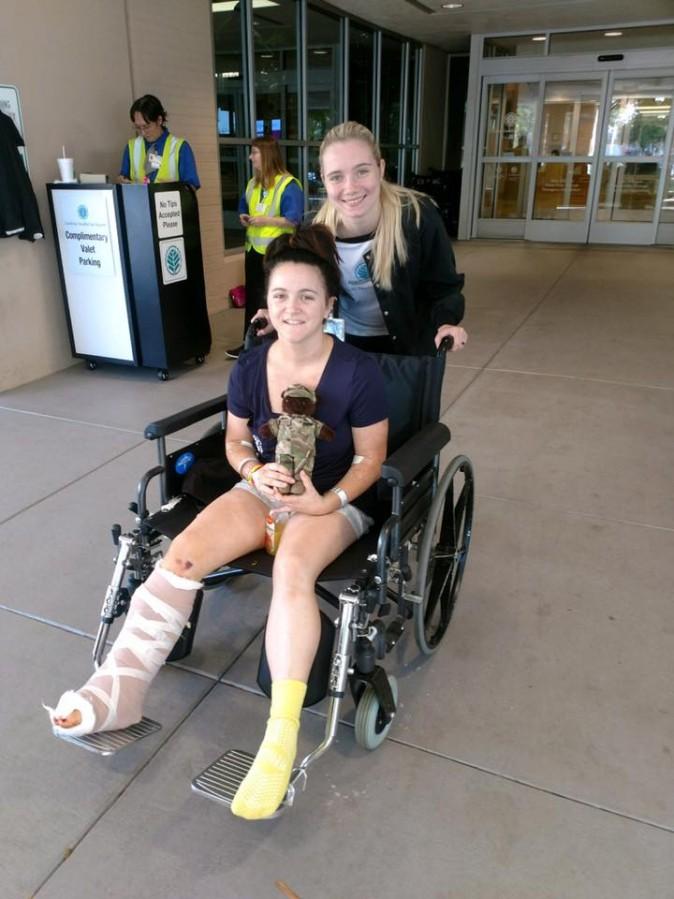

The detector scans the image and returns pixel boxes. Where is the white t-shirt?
[336,237,389,337]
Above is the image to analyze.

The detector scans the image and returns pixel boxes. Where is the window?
[213,1,423,246]
[483,35,547,58]
[380,35,403,146]
[349,23,374,128]
[213,1,247,138]
[220,144,250,249]
[550,25,674,55]
[307,6,343,141]
[253,0,300,140]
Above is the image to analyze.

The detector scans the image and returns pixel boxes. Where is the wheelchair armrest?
[381,422,451,487]
[144,394,228,440]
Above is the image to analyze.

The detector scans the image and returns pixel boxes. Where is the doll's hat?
[282,384,316,402]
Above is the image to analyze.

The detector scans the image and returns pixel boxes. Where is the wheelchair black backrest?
[374,351,447,454]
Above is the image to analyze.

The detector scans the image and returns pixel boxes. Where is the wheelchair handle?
[244,314,269,351]
[438,334,454,354]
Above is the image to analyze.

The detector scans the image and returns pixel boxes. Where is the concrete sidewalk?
[1,242,672,899]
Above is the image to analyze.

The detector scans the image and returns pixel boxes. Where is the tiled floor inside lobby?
[1,242,672,899]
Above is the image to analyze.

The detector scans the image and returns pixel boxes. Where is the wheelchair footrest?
[191,749,255,807]
[192,750,304,817]
[55,717,161,756]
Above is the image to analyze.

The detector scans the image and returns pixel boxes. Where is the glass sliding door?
[589,75,674,244]
[476,80,538,237]
[525,77,603,242]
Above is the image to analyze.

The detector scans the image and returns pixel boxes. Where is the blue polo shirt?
[120,128,200,189]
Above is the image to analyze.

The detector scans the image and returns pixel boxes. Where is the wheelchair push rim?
[414,454,474,655]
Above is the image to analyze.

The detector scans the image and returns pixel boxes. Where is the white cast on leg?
[44,564,201,737]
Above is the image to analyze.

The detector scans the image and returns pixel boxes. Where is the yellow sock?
[231,679,307,820]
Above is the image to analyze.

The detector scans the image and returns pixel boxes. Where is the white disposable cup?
[57,158,75,181]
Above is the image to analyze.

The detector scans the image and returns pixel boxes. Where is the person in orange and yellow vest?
[225,137,304,359]
[118,94,200,189]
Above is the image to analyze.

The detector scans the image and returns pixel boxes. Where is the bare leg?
[46,489,267,734]
[231,511,356,819]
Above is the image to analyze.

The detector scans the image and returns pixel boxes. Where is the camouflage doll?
[260,384,334,494]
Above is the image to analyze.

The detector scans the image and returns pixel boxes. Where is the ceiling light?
[260,53,273,58]
[604,31,623,37]
[441,3,463,9]
[531,36,547,41]
[312,49,328,55]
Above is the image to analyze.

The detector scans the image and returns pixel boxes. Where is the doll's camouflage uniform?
[261,385,334,495]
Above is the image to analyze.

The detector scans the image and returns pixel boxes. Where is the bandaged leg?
[45,564,201,737]
[231,679,307,820]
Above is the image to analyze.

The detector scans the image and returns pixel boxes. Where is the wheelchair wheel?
[354,675,398,750]
[414,454,474,656]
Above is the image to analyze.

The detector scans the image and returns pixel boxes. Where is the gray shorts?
[233,480,374,539]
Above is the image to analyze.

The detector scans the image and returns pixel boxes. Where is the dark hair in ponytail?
[263,224,341,300]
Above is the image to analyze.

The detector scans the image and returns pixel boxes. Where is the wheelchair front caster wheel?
[86,360,97,371]
[195,354,205,365]
[157,369,169,381]
[354,675,398,750]
[414,454,474,655]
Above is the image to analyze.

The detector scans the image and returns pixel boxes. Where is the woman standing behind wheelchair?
[46,224,388,821]
[252,122,468,355]
[226,137,304,359]
[315,121,468,355]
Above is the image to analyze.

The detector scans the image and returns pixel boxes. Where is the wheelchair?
[59,335,475,815]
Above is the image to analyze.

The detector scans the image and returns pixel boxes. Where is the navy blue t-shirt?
[227,338,387,496]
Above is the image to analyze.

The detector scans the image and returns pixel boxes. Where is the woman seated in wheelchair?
[46,224,388,821]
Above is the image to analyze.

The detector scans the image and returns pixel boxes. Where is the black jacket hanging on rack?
[0,110,43,241]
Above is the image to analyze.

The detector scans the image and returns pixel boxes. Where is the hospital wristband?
[237,456,258,477]
[330,487,349,508]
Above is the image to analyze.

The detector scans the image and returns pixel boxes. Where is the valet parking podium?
[47,181,211,380]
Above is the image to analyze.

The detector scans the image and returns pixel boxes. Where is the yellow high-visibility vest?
[128,134,184,182]
[245,173,300,254]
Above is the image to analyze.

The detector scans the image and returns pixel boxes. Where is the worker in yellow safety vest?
[118,94,200,189]
[225,137,304,358]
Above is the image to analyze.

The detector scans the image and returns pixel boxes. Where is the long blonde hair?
[315,121,424,291]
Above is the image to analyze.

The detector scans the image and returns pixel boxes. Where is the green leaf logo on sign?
[166,245,182,276]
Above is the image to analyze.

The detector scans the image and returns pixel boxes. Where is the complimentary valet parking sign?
[155,190,187,284]
[56,191,115,277]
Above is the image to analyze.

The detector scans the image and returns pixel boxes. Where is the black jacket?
[0,111,44,241]
[363,197,464,356]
